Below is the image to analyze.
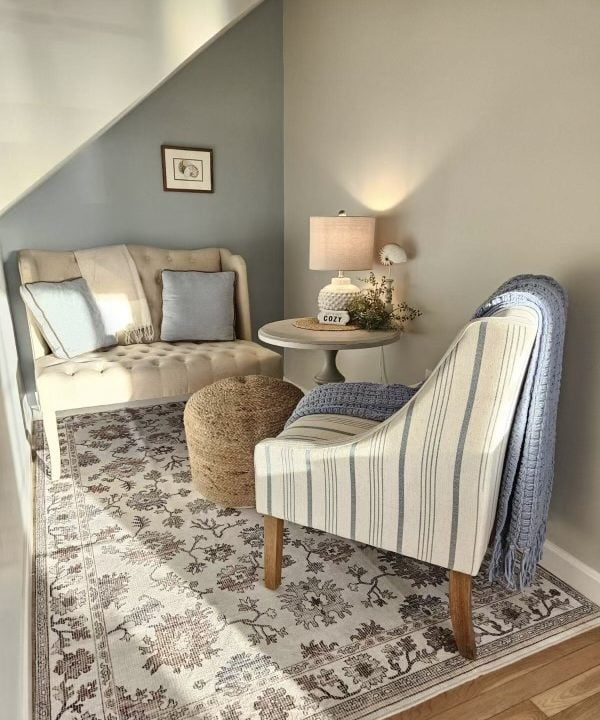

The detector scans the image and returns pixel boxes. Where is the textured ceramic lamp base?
[318,289,357,311]
[314,349,345,384]
[317,276,360,313]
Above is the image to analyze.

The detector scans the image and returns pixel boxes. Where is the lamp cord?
[379,345,389,384]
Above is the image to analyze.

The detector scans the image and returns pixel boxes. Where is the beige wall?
[284,0,600,571]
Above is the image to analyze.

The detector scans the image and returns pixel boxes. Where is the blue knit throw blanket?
[287,382,420,425]
[288,275,567,588]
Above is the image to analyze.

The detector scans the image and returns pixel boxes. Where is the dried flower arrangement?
[347,272,421,331]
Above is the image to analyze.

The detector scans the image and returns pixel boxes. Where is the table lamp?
[309,210,375,324]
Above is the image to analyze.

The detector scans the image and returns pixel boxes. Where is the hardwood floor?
[393,628,600,720]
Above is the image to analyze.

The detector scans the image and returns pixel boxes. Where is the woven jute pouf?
[184,375,303,507]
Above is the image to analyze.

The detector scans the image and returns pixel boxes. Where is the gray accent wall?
[0,0,282,395]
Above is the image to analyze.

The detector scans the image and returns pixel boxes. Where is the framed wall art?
[161,145,213,193]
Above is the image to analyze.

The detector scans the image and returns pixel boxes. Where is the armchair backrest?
[18,245,252,359]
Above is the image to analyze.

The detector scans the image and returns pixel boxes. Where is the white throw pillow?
[20,277,116,359]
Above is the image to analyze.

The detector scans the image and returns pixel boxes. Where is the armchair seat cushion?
[36,340,282,412]
[276,414,380,445]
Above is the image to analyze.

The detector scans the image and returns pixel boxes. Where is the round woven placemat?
[293,316,360,331]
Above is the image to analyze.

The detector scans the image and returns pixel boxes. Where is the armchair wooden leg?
[449,570,477,660]
[264,515,284,590]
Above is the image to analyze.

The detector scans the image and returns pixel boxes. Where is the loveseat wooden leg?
[264,515,284,590]
[449,570,477,660]
[43,409,61,481]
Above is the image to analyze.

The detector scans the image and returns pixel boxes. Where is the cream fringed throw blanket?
[75,245,155,344]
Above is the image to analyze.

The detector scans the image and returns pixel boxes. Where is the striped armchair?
[254,307,538,659]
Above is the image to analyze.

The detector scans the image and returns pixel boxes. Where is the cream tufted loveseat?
[18,245,282,478]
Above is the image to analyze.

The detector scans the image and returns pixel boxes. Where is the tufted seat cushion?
[36,340,282,412]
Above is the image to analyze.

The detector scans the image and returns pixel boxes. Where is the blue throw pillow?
[160,270,235,342]
[20,277,116,359]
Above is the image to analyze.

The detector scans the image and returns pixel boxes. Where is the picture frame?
[161,145,213,193]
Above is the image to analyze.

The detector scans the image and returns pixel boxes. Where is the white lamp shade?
[309,215,375,271]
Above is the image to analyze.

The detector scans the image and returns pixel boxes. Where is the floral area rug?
[34,402,600,720]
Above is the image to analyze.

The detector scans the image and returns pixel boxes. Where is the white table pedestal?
[314,349,345,384]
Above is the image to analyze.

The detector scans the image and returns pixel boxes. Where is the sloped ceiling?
[0,0,263,214]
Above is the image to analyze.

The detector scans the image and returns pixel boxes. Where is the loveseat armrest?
[220,249,252,341]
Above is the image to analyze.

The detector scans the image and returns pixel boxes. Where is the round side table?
[258,319,401,384]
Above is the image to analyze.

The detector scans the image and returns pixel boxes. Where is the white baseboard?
[541,540,600,604]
